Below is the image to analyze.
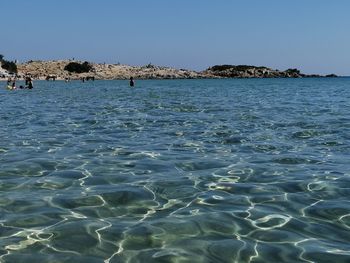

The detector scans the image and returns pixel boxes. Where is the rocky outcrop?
[202,65,337,78]
[17,60,212,80]
[14,61,338,80]
[325,74,338,78]
[0,68,11,78]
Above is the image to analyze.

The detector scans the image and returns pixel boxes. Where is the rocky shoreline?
[15,60,211,80]
[1,60,338,80]
[203,65,338,78]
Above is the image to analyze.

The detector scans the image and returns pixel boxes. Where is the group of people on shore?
[6,77,33,90]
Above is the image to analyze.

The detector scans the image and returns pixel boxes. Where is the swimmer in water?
[129,77,135,87]
[27,77,33,89]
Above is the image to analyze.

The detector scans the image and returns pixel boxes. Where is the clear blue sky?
[1,0,349,75]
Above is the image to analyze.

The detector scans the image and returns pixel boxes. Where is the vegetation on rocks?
[64,61,92,73]
[285,68,301,75]
[0,54,18,74]
[15,60,338,80]
[209,65,267,72]
[203,64,337,78]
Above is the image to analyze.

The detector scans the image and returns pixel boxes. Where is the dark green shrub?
[64,61,92,73]
[209,65,267,71]
[285,68,300,74]
[1,60,17,73]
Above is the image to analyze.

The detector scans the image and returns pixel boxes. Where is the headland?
[1,60,338,80]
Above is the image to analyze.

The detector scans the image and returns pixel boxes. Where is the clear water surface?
[0,78,350,262]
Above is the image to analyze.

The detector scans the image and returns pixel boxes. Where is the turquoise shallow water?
[0,78,350,262]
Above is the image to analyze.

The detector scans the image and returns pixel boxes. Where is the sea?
[0,78,349,263]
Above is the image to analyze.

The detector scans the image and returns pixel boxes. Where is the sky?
[1,0,350,75]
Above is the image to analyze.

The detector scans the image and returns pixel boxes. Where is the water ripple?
[1,78,350,262]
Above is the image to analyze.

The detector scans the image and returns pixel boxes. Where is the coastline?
[15,60,213,80]
[0,60,339,80]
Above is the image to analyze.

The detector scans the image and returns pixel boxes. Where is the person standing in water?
[11,79,16,90]
[27,77,33,89]
[129,77,135,87]
[25,77,33,89]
